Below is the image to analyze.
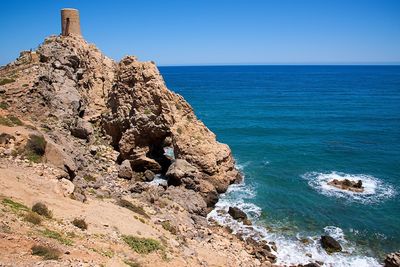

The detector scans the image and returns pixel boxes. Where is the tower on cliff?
[61,8,81,36]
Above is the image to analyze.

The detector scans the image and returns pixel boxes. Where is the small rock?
[89,146,97,156]
[144,169,155,182]
[228,206,247,220]
[320,235,342,253]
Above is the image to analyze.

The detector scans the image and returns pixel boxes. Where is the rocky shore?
[1,33,398,267]
[0,34,279,267]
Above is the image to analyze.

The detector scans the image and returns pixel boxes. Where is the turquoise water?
[160,65,400,265]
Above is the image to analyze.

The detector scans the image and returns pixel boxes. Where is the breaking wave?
[302,171,396,204]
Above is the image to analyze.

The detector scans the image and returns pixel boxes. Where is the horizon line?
[158,63,400,67]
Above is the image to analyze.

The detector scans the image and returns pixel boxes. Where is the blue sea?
[159,65,400,266]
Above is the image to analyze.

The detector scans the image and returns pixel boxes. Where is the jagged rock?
[166,159,199,186]
[327,179,364,192]
[164,186,207,216]
[302,263,320,267]
[118,159,133,179]
[102,55,241,204]
[0,86,5,93]
[70,118,93,140]
[385,251,400,267]
[228,206,247,220]
[320,235,342,253]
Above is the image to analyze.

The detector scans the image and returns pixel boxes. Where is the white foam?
[303,171,396,203]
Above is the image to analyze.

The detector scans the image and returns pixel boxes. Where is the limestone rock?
[102,56,241,204]
[118,160,133,179]
[70,118,93,140]
[385,251,400,267]
[320,235,342,253]
[166,159,199,185]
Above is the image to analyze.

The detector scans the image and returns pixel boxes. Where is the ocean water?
[159,65,400,266]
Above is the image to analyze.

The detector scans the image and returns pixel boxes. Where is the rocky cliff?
[0,35,279,267]
[1,35,240,207]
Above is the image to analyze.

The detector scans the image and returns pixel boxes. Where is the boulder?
[327,179,364,192]
[166,159,198,185]
[228,206,247,220]
[320,235,342,253]
[70,118,93,140]
[385,251,400,267]
[118,160,133,179]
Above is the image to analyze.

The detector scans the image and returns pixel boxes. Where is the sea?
[159,65,400,266]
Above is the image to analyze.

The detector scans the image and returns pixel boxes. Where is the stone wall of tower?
[61,8,81,36]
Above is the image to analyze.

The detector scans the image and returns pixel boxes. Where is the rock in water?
[385,251,400,267]
[320,235,342,253]
[327,178,364,193]
[228,206,247,220]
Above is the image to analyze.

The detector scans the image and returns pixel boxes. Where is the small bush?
[161,220,177,235]
[32,202,52,218]
[26,134,46,155]
[7,115,23,126]
[0,102,8,110]
[24,212,42,225]
[2,198,29,212]
[72,218,88,230]
[122,235,162,254]
[124,259,141,267]
[117,199,150,219]
[0,78,15,86]
[40,229,73,246]
[83,174,96,182]
[31,245,61,260]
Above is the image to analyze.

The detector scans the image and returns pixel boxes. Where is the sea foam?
[302,171,396,204]
[208,164,382,266]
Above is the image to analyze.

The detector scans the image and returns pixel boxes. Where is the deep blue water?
[160,65,400,263]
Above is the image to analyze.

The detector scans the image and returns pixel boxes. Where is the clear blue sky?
[1,0,399,66]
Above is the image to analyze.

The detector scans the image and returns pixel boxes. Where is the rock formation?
[327,178,364,193]
[320,235,342,253]
[102,55,241,206]
[385,251,400,267]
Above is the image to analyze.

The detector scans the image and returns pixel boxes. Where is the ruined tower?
[61,8,81,36]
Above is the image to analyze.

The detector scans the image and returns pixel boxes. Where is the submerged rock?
[327,178,364,192]
[320,235,342,253]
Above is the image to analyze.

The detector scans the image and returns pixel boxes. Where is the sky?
[0,0,400,66]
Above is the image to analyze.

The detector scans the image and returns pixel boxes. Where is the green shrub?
[24,135,46,163]
[0,115,23,127]
[161,220,177,235]
[0,102,8,110]
[0,78,15,86]
[83,174,96,182]
[72,218,88,230]
[2,198,29,212]
[124,259,141,267]
[32,202,52,218]
[117,199,150,219]
[40,228,73,246]
[24,211,42,225]
[122,235,162,254]
[31,245,61,260]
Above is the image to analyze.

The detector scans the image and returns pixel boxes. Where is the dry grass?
[24,212,42,225]
[31,245,61,260]
[117,199,150,219]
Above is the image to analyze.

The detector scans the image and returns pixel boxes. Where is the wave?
[302,171,396,204]
[208,164,382,266]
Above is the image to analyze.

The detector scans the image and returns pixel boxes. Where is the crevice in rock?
[146,137,172,175]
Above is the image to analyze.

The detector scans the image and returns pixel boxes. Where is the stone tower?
[61,8,81,36]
